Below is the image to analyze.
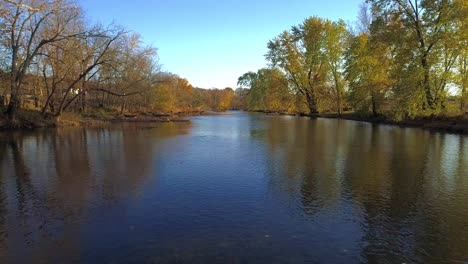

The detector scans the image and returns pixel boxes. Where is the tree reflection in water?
[258,117,468,263]
[0,115,466,263]
[0,122,191,263]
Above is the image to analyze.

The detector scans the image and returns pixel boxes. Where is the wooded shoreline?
[1,109,467,134]
[0,109,196,130]
[254,110,468,134]
[1,1,466,132]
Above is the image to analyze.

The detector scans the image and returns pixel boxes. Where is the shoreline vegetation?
[0,108,194,130]
[257,111,468,134]
[1,107,466,134]
[1,1,466,135]
[0,0,237,130]
[235,1,467,135]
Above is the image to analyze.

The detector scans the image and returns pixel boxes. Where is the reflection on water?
[0,112,467,263]
[0,123,192,263]
[260,117,468,263]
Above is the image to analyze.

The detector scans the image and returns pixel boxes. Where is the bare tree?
[41,25,125,116]
[0,0,81,122]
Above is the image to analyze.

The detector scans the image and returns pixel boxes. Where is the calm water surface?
[0,112,467,263]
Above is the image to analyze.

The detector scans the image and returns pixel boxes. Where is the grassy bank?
[0,107,194,130]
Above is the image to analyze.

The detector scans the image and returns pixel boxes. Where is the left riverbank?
[0,109,195,130]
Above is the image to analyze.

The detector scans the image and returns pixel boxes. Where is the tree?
[238,68,292,112]
[0,0,81,121]
[323,19,349,115]
[231,88,248,110]
[345,33,392,116]
[267,17,349,114]
[453,0,467,112]
[368,0,461,113]
[458,43,467,113]
[237,71,258,89]
[218,88,234,111]
[99,33,156,114]
[40,25,124,116]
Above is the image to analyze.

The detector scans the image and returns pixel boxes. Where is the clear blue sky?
[80,0,363,89]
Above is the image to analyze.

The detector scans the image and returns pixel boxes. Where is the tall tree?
[0,0,81,121]
[345,32,392,116]
[323,19,349,115]
[454,0,467,112]
[238,68,291,112]
[42,25,124,116]
[267,17,330,114]
[368,0,460,113]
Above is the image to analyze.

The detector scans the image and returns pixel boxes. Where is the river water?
[0,112,467,263]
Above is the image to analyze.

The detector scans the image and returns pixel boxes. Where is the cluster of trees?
[153,83,236,112]
[238,68,294,112]
[239,0,467,119]
[1,0,128,120]
[0,0,236,124]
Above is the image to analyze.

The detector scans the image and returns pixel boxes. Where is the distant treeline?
[238,0,467,119]
[0,0,238,123]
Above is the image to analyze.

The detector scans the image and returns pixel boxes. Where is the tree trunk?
[81,92,86,112]
[80,79,87,112]
[332,71,342,117]
[305,92,318,115]
[422,56,434,110]
[120,97,126,115]
[42,93,53,116]
[337,89,342,117]
[6,80,20,122]
[462,86,466,113]
[49,100,55,114]
[6,94,20,121]
[371,94,377,117]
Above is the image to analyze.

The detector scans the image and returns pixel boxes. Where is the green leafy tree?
[323,19,349,115]
[368,0,461,114]
[238,68,292,112]
[345,33,392,116]
[266,18,327,114]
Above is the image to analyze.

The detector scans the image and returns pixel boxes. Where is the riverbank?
[2,109,467,134]
[256,110,468,134]
[321,112,468,134]
[0,108,195,130]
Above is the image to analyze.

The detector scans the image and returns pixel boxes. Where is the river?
[0,111,467,263]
